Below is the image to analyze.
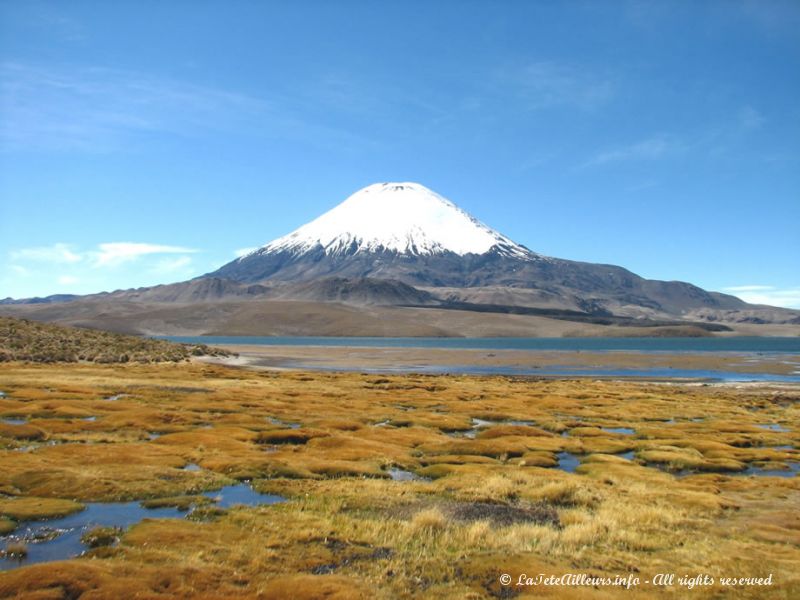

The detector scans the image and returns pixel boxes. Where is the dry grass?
[0,497,84,521]
[0,519,15,536]
[0,316,231,363]
[0,362,798,598]
[81,526,122,548]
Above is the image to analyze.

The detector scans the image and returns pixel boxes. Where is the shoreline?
[198,344,800,380]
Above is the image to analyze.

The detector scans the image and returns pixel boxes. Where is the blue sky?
[1,1,798,307]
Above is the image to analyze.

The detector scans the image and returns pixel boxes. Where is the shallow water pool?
[0,483,284,571]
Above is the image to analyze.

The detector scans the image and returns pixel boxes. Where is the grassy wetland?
[0,361,798,599]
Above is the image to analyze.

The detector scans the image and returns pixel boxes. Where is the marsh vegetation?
[0,362,798,597]
[0,317,232,363]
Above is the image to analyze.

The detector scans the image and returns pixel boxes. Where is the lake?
[163,336,800,353]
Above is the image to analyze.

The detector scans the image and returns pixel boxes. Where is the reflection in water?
[601,427,635,435]
[556,452,581,473]
[757,424,791,432]
[1,484,284,571]
[387,468,430,482]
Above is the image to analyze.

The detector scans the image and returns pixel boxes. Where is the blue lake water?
[163,336,800,353]
[294,364,800,382]
[164,336,800,381]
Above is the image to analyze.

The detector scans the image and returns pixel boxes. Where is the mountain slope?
[209,182,747,318]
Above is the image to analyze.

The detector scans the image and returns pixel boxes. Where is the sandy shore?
[200,344,800,377]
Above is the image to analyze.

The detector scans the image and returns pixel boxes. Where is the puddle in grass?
[552,449,635,473]
[0,483,284,571]
[267,418,301,429]
[652,460,799,479]
[450,417,537,439]
[556,452,581,473]
[387,468,430,482]
[182,463,202,472]
[601,427,635,435]
[1,418,27,425]
[740,462,800,478]
[757,424,791,432]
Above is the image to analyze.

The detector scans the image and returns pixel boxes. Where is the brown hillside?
[0,317,231,363]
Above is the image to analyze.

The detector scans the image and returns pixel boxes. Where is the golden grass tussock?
[409,507,448,533]
[525,479,603,508]
[420,453,499,465]
[257,575,369,600]
[518,450,558,468]
[80,526,123,548]
[0,517,17,535]
[0,496,84,521]
[0,362,798,598]
[255,428,330,445]
[476,424,556,439]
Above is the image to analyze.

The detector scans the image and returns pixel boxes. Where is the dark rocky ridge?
[209,245,748,317]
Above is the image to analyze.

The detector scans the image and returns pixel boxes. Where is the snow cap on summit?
[252,182,532,258]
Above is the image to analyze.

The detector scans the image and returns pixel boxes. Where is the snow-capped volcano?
[3,180,766,330]
[245,182,532,259]
[205,182,748,320]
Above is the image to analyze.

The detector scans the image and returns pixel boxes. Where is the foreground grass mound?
[0,317,231,363]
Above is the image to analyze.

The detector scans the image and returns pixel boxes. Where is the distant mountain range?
[2,182,798,337]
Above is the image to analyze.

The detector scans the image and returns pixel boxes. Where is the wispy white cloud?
[0,62,267,152]
[10,242,82,263]
[724,285,775,292]
[723,285,800,309]
[0,61,376,153]
[91,243,198,267]
[495,61,615,111]
[738,105,765,130]
[151,255,193,274]
[234,247,258,258]
[11,242,199,269]
[625,179,660,193]
[735,0,800,33]
[583,134,683,167]
[583,103,769,169]
[32,5,86,42]
[4,241,204,299]
[10,265,31,276]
